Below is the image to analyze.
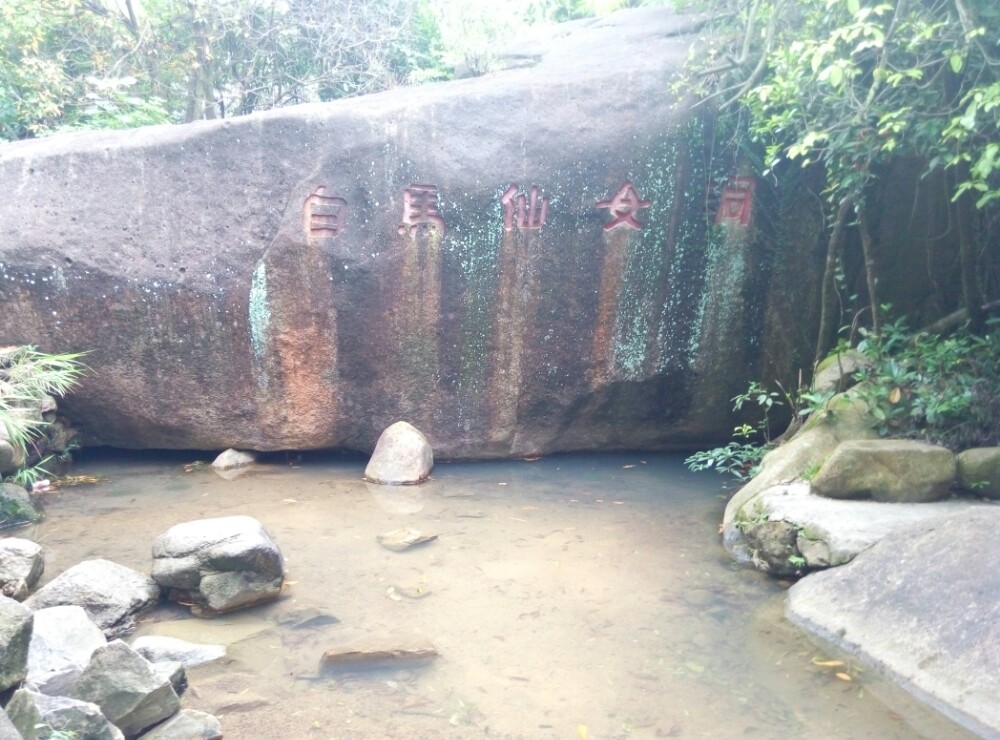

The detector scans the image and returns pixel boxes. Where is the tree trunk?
[953,168,986,334]
[858,201,880,335]
[814,195,854,367]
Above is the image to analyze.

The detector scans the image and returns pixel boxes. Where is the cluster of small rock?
[0,419,436,738]
[0,515,286,739]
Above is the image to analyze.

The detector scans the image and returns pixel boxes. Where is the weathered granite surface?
[787,508,1000,738]
[0,8,816,458]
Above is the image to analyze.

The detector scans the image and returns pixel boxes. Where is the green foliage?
[0,0,652,139]
[684,382,785,480]
[852,317,1000,449]
[679,0,1000,210]
[0,345,86,484]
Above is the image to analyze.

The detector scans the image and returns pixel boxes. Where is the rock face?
[6,689,124,740]
[787,508,1000,737]
[151,516,285,615]
[722,388,878,563]
[365,421,434,484]
[24,559,161,639]
[26,605,108,696]
[0,9,819,459]
[734,482,985,576]
[810,439,956,502]
[70,640,180,738]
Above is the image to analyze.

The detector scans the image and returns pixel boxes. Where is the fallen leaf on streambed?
[622,464,636,469]
[835,672,853,682]
[811,658,845,667]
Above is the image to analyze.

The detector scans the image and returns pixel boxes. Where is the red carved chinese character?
[303,186,347,239]
[397,184,446,237]
[501,184,549,231]
[715,176,756,227]
[596,182,652,232]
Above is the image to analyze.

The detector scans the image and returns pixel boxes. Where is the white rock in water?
[211,448,255,470]
[365,421,433,485]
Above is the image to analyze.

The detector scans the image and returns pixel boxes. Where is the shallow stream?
[23,450,971,739]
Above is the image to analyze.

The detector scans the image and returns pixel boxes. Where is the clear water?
[21,450,970,739]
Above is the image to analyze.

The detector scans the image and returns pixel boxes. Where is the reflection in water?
[24,451,969,739]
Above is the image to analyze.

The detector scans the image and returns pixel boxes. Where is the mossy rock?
[957,448,1000,499]
[0,483,42,529]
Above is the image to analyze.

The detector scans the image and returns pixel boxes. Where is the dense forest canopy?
[0,0,646,140]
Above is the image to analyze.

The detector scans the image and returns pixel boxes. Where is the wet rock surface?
[787,508,1000,738]
[0,483,42,530]
[321,635,439,670]
[0,8,815,460]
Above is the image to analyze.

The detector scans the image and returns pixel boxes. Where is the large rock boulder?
[0,595,32,692]
[956,447,1000,499]
[151,516,285,615]
[722,388,877,562]
[734,482,986,576]
[24,560,160,639]
[0,9,820,459]
[0,538,45,600]
[5,689,124,740]
[787,508,1000,737]
[365,421,434,485]
[810,439,956,502]
[70,640,180,738]
[26,605,107,696]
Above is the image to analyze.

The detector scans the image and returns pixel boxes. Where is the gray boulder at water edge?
[5,689,124,740]
[138,709,223,740]
[0,538,44,601]
[365,421,434,485]
[130,635,225,669]
[24,559,161,639]
[0,595,32,692]
[151,515,285,615]
[70,640,180,738]
[787,508,1000,738]
[0,8,819,460]
[0,484,42,530]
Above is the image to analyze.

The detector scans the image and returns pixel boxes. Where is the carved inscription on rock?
[303,186,347,240]
[596,182,652,232]
[397,184,446,238]
[501,184,549,231]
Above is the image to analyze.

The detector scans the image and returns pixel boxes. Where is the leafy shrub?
[852,318,1000,450]
[0,345,86,485]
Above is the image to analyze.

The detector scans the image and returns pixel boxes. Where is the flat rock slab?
[747,483,986,572]
[787,507,1000,737]
[376,527,437,552]
[321,635,438,670]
